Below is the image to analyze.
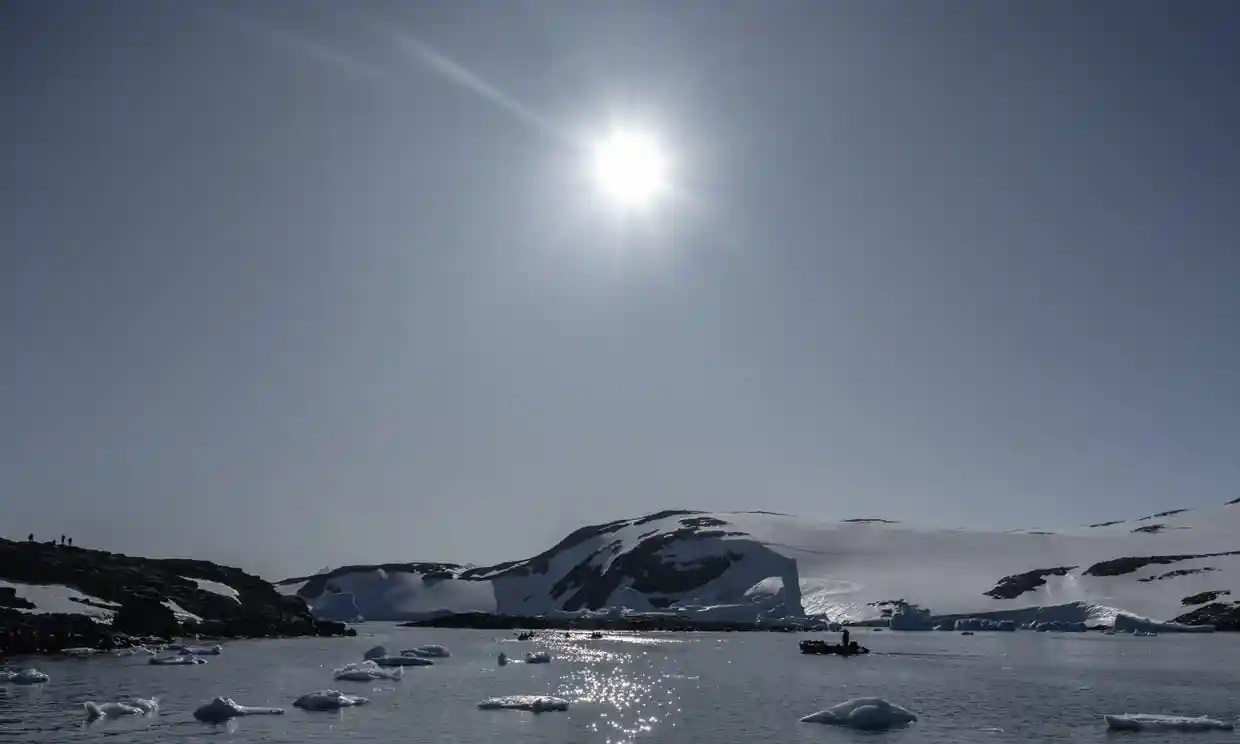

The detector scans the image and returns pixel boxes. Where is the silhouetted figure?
[60,535,65,546]
[68,537,73,547]
[842,628,850,647]
[27,533,33,542]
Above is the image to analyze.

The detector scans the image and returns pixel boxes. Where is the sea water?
[2,624,1238,743]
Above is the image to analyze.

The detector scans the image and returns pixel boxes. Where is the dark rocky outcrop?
[1228,497,1240,506]
[1086,520,1124,528]
[401,611,812,633]
[1138,567,1217,583]
[984,566,1077,600]
[1131,524,1167,534]
[1,538,353,655]
[1083,551,1240,577]
[1140,509,1188,521]
[1173,602,1240,631]
[1181,590,1231,606]
[841,518,899,524]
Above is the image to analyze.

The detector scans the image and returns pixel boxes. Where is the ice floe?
[84,698,158,720]
[477,695,570,712]
[332,661,404,681]
[363,645,388,660]
[525,651,552,664]
[62,647,98,657]
[372,655,433,667]
[178,645,223,656]
[402,644,450,658]
[3,668,50,684]
[115,645,156,656]
[1104,714,1234,732]
[149,655,207,665]
[193,697,284,723]
[800,698,919,730]
[293,690,371,711]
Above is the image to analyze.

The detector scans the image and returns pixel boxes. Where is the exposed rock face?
[1181,590,1231,606]
[1138,567,1216,583]
[1173,602,1240,631]
[1083,551,1240,577]
[984,567,1077,600]
[0,538,352,655]
[1131,524,1167,534]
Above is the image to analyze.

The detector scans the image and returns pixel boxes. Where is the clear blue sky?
[3,1,1238,578]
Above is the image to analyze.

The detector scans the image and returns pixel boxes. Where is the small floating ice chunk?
[115,645,156,656]
[149,655,207,665]
[179,644,222,656]
[294,690,371,711]
[402,644,450,658]
[362,645,387,660]
[192,697,284,723]
[800,698,919,730]
[333,660,404,681]
[84,698,159,720]
[1105,714,1233,732]
[63,647,98,657]
[478,695,570,712]
[372,655,433,667]
[525,651,552,664]
[5,668,50,684]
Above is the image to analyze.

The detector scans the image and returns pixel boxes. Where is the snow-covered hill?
[279,500,1240,628]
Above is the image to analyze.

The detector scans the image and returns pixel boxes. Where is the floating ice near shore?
[1104,714,1234,731]
[179,645,222,656]
[525,652,552,664]
[293,690,371,711]
[363,645,387,660]
[84,698,159,720]
[402,644,450,658]
[193,697,284,723]
[800,698,919,730]
[62,647,98,657]
[477,695,570,712]
[372,656,434,667]
[332,661,405,681]
[150,655,206,665]
[115,645,156,656]
[4,668,50,684]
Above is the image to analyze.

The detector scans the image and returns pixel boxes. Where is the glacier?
[278,501,1240,628]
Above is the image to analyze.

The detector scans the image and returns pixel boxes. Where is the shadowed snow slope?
[280,503,1240,625]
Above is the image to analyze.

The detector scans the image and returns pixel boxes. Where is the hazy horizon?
[4,1,1238,579]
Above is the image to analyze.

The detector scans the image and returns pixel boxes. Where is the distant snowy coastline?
[278,500,1240,631]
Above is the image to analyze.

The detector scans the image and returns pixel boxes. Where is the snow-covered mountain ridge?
[277,501,1240,628]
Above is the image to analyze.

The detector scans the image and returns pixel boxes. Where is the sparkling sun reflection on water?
[539,633,689,744]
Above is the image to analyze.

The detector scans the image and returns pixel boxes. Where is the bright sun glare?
[590,129,670,210]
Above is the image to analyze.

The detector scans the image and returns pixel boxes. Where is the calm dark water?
[2,625,1238,743]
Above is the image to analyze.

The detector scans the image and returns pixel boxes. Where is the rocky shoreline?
[1,539,354,656]
[401,611,819,633]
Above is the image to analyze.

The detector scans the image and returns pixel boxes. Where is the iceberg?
[178,645,223,656]
[1104,714,1234,732]
[402,644,450,658]
[362,645,388,660]
[149,655,207,665]
[4,668,50,684]
[525,651,552,664]
[477,695,570,712]
[333,661,404,681]
[293,690,370,711]
[193,697,285,723]
[84,698,159,720]
[800,698,919,730]
[372,655,434,667]
[115,645,156,656]
[62,647,98,657]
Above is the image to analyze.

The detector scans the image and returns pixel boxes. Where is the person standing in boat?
[841,628,850,647]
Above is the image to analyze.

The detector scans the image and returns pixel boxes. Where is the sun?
[589,129,670,210]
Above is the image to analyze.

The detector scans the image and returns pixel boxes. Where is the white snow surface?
[477,695,570,712]
[1105,714,1234,731]
[800,698,919,729]
[402,644,450,658]
[181,577,241,603]
[283,503,1240,624]
[0,581,119,622]
[161,600,202,623]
